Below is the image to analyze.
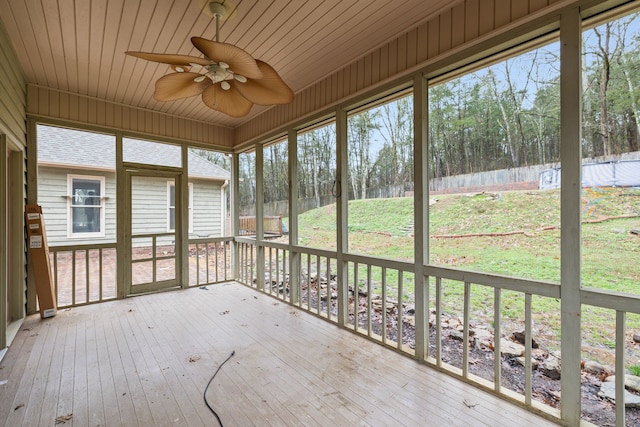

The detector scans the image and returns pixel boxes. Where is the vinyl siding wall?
[27,86,234,148]
[130,176,171,246]
[191,178,224,238]
[37,168,225,247]
[1,17,27,345]
[0,20,27,145]
[132,177,225,239]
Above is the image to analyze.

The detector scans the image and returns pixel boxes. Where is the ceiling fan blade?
[191,37,263,79]
[234,60,294,105]
[126,51,210,66]
[202,83,253,118]
[155,72,212,101]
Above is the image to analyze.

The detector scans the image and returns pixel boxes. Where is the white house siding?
[191,178,223,238]
[36,169,224,247]
[37,166,117,246]
[131,177,224,244]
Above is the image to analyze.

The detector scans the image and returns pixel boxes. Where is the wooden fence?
[239,215,284,236]
[239,151,640,217]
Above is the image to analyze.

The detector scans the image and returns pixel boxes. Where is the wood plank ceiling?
[0,0,458,129]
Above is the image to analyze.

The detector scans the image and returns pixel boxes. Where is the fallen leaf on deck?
[55,413,73,424]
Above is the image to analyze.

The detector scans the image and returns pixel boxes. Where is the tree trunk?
[594,25,613,156]
[488,71,520,167]
[620,57,640,152]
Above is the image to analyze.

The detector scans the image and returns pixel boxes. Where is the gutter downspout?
[221,180,229,236]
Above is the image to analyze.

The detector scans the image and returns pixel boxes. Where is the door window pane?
[168,183,176,230]
[167,182,193,232]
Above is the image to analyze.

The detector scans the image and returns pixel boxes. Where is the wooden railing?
[581,289,640,426]
[234,238,640,425]
[187,237,232,286]
[420,265,562,420]
[48,243,118,308]
[47,235,639,426]
[48,237,234,308]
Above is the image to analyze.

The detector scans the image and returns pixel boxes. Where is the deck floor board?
[0,283,560,427]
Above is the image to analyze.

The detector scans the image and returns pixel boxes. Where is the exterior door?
[126,169,182,295]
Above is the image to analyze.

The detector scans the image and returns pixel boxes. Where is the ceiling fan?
[125,0,294,118]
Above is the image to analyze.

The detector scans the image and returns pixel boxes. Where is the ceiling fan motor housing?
[207,2,227,18]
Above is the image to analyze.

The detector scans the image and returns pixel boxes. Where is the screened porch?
[1,1,640,427]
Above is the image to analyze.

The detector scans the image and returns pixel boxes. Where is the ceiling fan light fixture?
[126,0,294,118]
[207,64,230,82]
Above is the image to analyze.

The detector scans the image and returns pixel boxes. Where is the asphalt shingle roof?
[37,125,230,180]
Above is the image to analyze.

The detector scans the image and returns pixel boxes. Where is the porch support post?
[25,117,38,313]
[231,152,240,279]
[179,145,189,288]
[115,132,126,298]
[287,129,300,304]
[560,7,582,425]
[336,106,349,327]
[255,143,265,289]
[0,134,7,348]
[413,72,429,361]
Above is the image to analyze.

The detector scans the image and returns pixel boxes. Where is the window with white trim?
[68,175,105,238]
[168,182,193,233]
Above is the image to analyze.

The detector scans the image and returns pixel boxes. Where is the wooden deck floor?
[0,283,560,427]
